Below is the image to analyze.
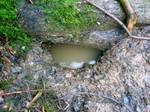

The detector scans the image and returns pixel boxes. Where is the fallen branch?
[85,0,150,40]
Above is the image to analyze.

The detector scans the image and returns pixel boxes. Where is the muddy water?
[42,42,101,68]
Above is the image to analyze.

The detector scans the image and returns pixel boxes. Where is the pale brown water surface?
[42,42,102,68]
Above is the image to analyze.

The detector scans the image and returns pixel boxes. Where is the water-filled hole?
[41,41,102,69]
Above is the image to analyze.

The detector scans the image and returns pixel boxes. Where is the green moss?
[0,0,31,56]
[35,0,97,36]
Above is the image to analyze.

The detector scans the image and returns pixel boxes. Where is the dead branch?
[85,0,150,40]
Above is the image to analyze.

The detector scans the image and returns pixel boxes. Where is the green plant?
[0,0,31,56]
[35,0,97,36]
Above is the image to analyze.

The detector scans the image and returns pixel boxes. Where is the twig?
[63,101,70,111]
[85,0,150,40]
[57,97,63,111]
[0,89,51,96]
[26,91,43,108]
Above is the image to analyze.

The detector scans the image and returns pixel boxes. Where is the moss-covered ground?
[0,0,31,56]
[35,0,98,37]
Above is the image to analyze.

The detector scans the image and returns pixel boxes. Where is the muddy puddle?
[42,42,102,69]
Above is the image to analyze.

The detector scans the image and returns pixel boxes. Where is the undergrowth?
[35,0,97,36]
[0,0,31,56]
